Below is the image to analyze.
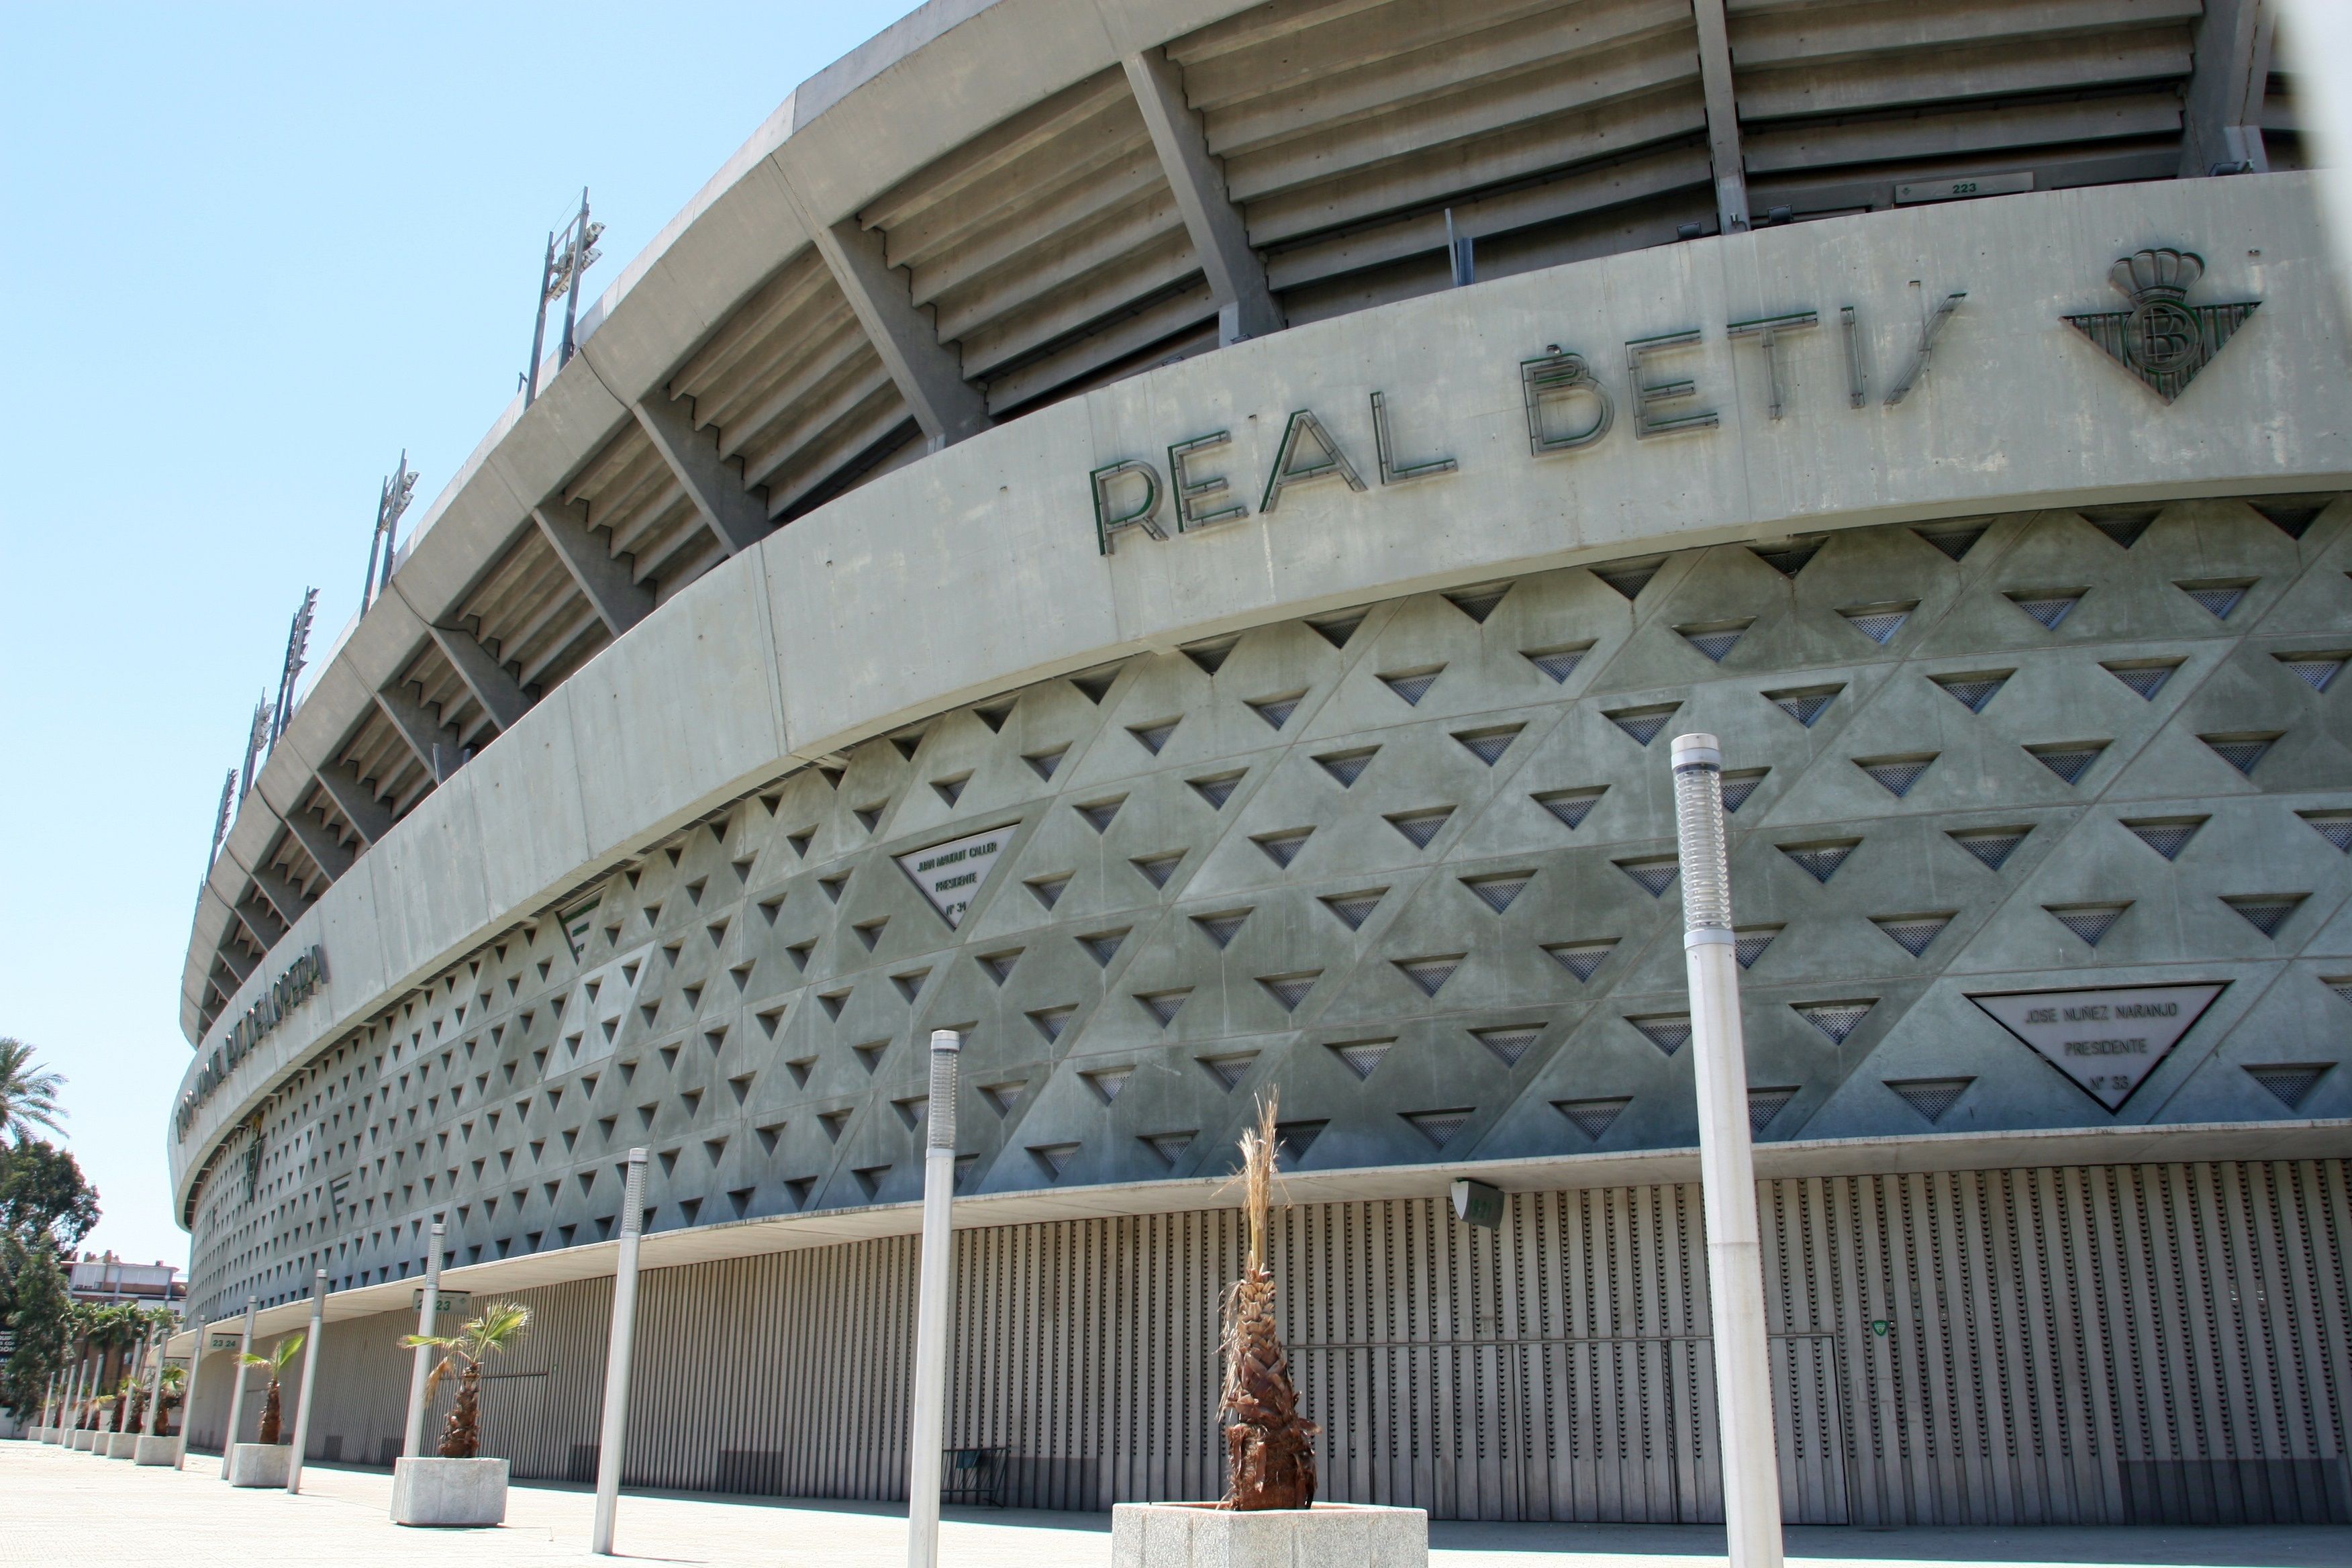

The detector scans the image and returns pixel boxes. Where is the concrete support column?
[1124,47,1281,345]
[632,395,772,554]
[1670,733,1782,1568]
[219,1297,256,1477]
[591,1148,649,1555]
[1691,0,1749,235]
[420,620,534,732]
[2182,0,2275,176]
[274,801,354,883]
[313,763,395,846]
[403,1222,445,1459]
[783,177,991,452]
[906,1030,961,1568]
[373,687,463,781]
[531,502,654,639]
[286,1271,327,1493]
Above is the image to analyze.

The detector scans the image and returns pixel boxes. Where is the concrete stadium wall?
[184,489,2352,1315]
[183,1157,2352,1526]
[173,174,2352,1213]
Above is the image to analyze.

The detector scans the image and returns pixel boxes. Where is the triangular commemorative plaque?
[1969,981,2226,1111]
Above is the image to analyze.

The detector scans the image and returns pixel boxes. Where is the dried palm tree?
[1220,1093,1318,1510]
[403,1300,532,1459]
[236,1333,305,1445]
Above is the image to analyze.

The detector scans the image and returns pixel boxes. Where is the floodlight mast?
[524,189,603,409]
[361,452,418,614]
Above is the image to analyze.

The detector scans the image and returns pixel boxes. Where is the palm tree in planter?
[405,1301,532,1459]
[155,1364,186,1436]
[236,1334,305,1446]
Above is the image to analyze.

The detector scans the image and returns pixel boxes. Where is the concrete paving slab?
[4,1442,2347,1568]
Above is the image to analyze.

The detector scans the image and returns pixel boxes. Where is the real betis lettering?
[175,943,328,1140]
[894,824,1018,928]
[1087,294,1963,554]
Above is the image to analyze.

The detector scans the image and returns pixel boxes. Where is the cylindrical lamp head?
[927,1030,961,1151]
[620,1148,648,1237]
[1670,732,1733,934]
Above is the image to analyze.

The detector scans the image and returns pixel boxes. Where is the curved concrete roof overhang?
[171,168,2352,1223]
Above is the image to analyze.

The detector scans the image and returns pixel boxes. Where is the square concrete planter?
[226,1442,293,1487]
[68,1430,96,1451]
[106,1432,139,1459]
[391,1457,508,1527]
[30,1426,49,1442]
[1111,1501,1428,1568]
[134,1434,182,1466]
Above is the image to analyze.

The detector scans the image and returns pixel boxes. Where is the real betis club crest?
[2063,248,2257,403]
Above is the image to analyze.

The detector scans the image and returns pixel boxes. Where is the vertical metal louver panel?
[170,1160,2352,1527]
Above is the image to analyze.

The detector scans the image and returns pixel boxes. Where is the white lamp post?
[402,1221,446,1459]
[906,1030,961,1568]
[219,1297,256,1477]
[591,1148,650,1555]
[1670,733,1785,1568]
[285,1271,327,1492]
[144,1325,169,1436]
[176,1326,210,1469]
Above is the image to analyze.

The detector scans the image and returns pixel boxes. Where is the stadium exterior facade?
[168,0,2352,1528]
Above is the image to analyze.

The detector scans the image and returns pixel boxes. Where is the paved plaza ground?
[3,1440,2347,1568]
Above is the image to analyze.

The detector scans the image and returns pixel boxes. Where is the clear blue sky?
[0,1,922,1273]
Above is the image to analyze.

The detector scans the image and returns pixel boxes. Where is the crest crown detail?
[2110,247,2204,303]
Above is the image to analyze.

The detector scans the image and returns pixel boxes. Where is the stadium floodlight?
[269,588,319,751]
[238,696,271,803]
[523,189,603,408]
[205,768,236,875]
[361,452,419,614]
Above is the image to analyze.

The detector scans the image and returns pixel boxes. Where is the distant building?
[68,1253,184,1307]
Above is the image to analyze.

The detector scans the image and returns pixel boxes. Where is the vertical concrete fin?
[1124,47,1281,344]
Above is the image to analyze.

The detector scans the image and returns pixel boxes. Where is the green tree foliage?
[0,1040,66,1146]
[0,1139,99,1246]
[0,1136,102,1417]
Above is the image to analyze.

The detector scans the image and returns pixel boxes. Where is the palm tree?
[0,1039,64,1144]
[156,1363,186,1436]
[1220,1093,1318,1510]
[236,1334,305,1445]
[403,1301,531,1459]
